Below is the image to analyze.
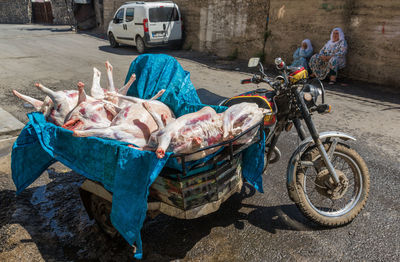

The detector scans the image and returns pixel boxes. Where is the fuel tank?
[221,88,277,126]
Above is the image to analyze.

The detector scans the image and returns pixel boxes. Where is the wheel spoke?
[300,147,366,217]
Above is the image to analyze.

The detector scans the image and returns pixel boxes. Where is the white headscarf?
[324,27,345,50]
[301,39,313,53]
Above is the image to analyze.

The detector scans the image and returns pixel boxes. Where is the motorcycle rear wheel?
[295,143,370,227]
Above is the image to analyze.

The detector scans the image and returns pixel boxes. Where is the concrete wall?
[0,0,32,24]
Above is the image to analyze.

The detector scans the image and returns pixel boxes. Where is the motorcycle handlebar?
[286,66,302,71]
[240,75,280,90]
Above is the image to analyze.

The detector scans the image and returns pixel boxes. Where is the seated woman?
[290,39,313,70]
[309,27,348,84]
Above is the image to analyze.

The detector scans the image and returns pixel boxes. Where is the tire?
[136,36,146,54]
[109,32,119,48]
[295,143,370,227]
[89,194,118,238]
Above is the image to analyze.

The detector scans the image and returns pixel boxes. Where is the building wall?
[178,0,269,58]
[0,0,74,25]
[3,0,397,86]
[103,0,126,32]
[101,0,400,87]
[0,0,32,24]
[50,0,74,25]
[266,0,400,87]
[101,0,268,58]
[346,0,400,86]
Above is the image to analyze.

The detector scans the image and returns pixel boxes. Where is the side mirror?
[113,18,120,24]
[248,57,260,68]
[275,57,286,70]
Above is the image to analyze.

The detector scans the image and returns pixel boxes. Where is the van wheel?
[136,36,146,53]
[109,32,119,48]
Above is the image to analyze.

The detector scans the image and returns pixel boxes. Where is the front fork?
[294,89,340,184]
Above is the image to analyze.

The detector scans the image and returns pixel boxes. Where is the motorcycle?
[219,57,370,226]
[79,57,370,244]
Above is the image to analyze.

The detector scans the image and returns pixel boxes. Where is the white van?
[107,1,183,53]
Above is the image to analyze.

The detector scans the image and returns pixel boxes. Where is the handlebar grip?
[316,104,331,114]
[241,79,252,84]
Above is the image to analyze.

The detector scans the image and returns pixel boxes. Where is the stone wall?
[0,0,74,25]
[103,0,126,32]
[177,0,269,58]
[345,1,400,86]
[266,0,400,87]
[50,0,74,25]
[0,0,31,24]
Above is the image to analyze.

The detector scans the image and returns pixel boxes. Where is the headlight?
[302,84,322,105]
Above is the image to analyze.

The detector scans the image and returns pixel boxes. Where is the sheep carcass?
[222,102,269,144]
[147,106,223,161]
[72,90,175,147]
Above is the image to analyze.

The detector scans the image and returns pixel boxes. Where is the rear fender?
[286,131,356,203]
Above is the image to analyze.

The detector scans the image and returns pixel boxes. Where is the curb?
[0,136,17,158]
[0,107,24,137]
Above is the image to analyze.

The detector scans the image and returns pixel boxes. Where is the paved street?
[0,24,399,261]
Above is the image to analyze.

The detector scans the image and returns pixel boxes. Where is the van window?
[114,8,124,23]
[149,7,179,22]
[125,8,134,22]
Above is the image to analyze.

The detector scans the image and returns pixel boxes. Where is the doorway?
[32,1,54,24]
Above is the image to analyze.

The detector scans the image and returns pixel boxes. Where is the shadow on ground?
[0,169,317,261]
[323,79,400,108]
[92,30,400,107]
[22,27,73,33]
[141,183,316,261]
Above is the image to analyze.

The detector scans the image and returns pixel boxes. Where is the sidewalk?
[0,107,24,162]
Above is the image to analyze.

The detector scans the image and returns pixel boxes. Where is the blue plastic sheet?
[11,54,265,259]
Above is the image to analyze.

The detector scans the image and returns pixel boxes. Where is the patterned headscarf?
[301,39,313,53]
[324,27,345,50]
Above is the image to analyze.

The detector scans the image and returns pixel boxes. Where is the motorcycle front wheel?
[295,143,370,227]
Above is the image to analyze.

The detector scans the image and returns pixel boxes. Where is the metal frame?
[170,119,265,179]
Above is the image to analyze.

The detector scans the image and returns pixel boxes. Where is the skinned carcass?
[222,102,269,144]
[147,106,223,161]
[72,89,174,147]
[62,82,119,130]
[147,102,268,161]
[102,61,137,106]
[12,66,104,126]
[12,63,136,128]
[13,83,80,126]
[113,92,175,126]
[73,101,163,147]
[12,90,54,118]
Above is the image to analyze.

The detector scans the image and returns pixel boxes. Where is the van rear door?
[148,5,181,42]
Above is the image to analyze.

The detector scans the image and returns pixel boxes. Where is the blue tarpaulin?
[11,54,264,259]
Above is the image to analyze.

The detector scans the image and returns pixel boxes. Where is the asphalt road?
[0,24,399,261]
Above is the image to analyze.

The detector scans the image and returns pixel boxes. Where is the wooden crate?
[149,155,242,211]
